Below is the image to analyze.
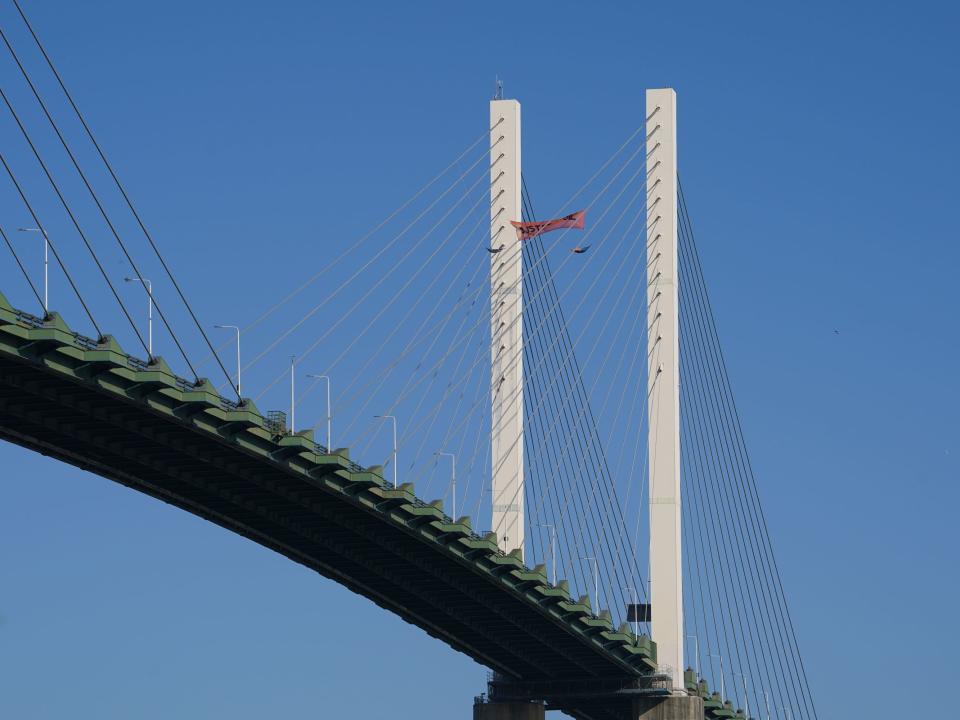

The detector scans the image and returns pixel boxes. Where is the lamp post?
[124,276,153,357]
[374,414,397,488]
[708,653,725,700]
[580,555,598,614]
[437,452,456,518]
[763,691,772,720]
[624,585,639,638]
[214,324,241,397]
[19,227,48,314]
[536,523,556,584]
[289,355,296,433]
[307,374,332,450]
[734,672,751,720]
[686,634,700,678]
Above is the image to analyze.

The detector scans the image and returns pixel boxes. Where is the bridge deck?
[0,292,657,701]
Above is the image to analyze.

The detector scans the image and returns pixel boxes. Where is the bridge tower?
[490,97,524,557]
[646,87,684,690]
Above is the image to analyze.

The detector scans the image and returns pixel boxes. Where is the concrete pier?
[473,698,544,720]
[633,694,704,720]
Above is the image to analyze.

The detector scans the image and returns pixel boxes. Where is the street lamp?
[374,414,397,488]
[624,585,639,639]
[307,374,332,450]
[686,634,700,678]
[289,355,296,433]
[214,325,241,397]
[708,653,725,700]
[17,227,48,314]
[580,555,598,614]
[124,276,152,357]
[536,523,557,584]
[436,452,456,518]
[734,672,751,720]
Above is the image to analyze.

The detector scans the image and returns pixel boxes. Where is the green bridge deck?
[0,292,748,720]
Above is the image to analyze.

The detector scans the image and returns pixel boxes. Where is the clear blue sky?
[1,1,958,718]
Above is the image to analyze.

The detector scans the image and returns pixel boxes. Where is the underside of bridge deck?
[0,297,662,720]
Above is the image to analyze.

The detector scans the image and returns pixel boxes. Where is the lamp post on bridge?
[686,634,700,678]
[124,276,153,358]
[214,324,241,397]
[708,653,725,700]
[580,555,598,615]
[536,523,556,585]
[436,452,456,518]
[734,672,751,720]
[306,374,332,450]
[17,227,48,315]
[289,355,296,433]
[763,691,772,720]
[374,414,397,488]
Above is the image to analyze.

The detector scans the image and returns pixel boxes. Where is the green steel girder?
[0,291,659,692]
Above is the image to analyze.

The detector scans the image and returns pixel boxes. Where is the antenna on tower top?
[494,76,504,100]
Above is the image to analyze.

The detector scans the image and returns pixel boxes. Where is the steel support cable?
[487,193,653,615]
[521,181,628,591]
[676,183,805,709]
[678,435,713,680]
[678,219,792,718]
[398,250,492,459]
[677,336,751,709]
[11,0,263,393]
[522,220,651,613]
[679,283,780,716]
[332,229,491,437]
[254,173,495,404]
[0,220,43,308]
[677,250,775,712]
[523,175,655,596]
[250,151,497,393]
[361,146,655,453]
[677,199,808,719]
[488,204,652,612]
[678,185,817,719]
[516,239,598,596]
[680,220,819,720]
[0,87,148,353]
[309,185,492,402]
[200,125,502,364]
[419,173,650,475]
[0,26,201,376]
[679,404,728,698]
[0,153,101,336]
[392,170,652,612]
[518,194,602,600]
[339,267,485,448]
[346,200,496,452]
[491,188,650,527]
[295,203,489,443]
[331,127,655,432]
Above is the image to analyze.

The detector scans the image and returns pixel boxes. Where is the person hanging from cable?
[486,243,505,254]
[510,209,586,241]
[570,244,591,254]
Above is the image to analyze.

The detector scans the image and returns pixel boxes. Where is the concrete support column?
[633,695,704,720]
[473,699,544,720]
[489,98,524,557]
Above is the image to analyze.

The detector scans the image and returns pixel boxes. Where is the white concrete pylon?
[646,87,684,690]
[490,98,524,557]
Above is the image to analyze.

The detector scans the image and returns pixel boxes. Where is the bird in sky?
[486,244,504,254]
[570,244,592,254]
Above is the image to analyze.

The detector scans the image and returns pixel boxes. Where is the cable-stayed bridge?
[0,6,817,720]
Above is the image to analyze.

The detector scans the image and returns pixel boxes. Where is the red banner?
[510,210,586,241]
